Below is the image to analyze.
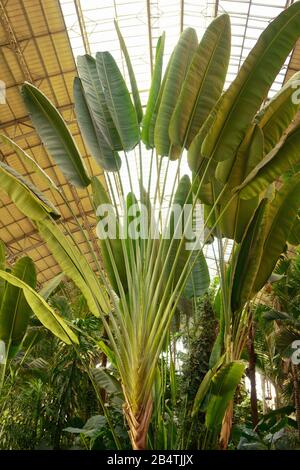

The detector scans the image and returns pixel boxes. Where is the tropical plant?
[0,241,37,377]
[178,293,217,449]
[0,278,124,450]
[0,242,69,391]
[231,406,300,450]
[261,252,300,438]
[189,3,300,447]
[1,4,300,449]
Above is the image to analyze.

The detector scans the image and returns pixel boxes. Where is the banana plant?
[188,3,300,448]
[0,244,37,368]
[1,3,300,449]
[0,242,75,391]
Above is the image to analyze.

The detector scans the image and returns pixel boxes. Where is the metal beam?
[4,209,95,247]
[180,0,184,33]
[73,0,91,55]
[0,0,33,81]
[237,0,252,72]
[146,0,154,74]
[5,210,97,263]
[215,0,219,17]
[0,103,75,129]
[69,185,102,262]
[0,28,68,48]
[282,0,296,83]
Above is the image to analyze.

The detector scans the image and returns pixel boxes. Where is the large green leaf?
[192,368,215,417]
[77,54,123,152]
[218,193,260,243]
[21,82,90,188]
[187,97,223,174]
[97,340,116,368]
[205,361,245,430]
[0,270,78,345]
[169,14,230,149]
[154,28,198,156]
[276,326,300,358]
[215,125,263,241]
[202,2,300,163]
[64,415,106,437]
[0,257,36,356]
[37,219,109,317]
[231,200,268,313]
[256,71,300,154]
[124,191,140,267]
[232,173,300,312]
[96,52,139,151]
[0,134,59,192]
[288,216,300,246]
[39,273,65,300]
[253,174,300,292]
[192,355,225,416]
[91,176,128,295]
[192,175,217,206]
[141,33,165,148]
[238,126,300,200]
[73,77,121,172]
[0,161,60,221]
[163,175,209,297]
[165,174,192,258]
[182,250,210,299]
[93,367,122,395]
[216,124,264,188]
[114,20,143,123]
[263,309,292,322]
[147,50,173,149]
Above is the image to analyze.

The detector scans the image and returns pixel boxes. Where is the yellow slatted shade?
[0,0,106,285]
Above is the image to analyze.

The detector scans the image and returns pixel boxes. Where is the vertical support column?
[146,0,154,74]
[73,0,91,55]
[180,0,184,33]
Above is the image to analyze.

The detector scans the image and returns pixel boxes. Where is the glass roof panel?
[217,0,290,95]
[59,0,294,275]
[60,0,293,103]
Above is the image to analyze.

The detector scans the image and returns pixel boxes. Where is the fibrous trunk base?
[219,400,233,450]
[124,397,153,450]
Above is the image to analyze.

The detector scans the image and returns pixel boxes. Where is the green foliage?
[231,406,300,450]
[182,295,217,400]
[0,256,36,357]
[0,281,129,450]
[179,295,218,449]
[2,3,300,450]
[21,83,91,188]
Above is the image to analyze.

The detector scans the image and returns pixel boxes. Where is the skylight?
[59,0,294,275]
[60,0,292,100]
[218,0,291,95]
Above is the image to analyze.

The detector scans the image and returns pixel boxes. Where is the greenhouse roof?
[0,0,299,283]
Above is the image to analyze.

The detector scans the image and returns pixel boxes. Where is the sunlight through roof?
[58,0,295,275]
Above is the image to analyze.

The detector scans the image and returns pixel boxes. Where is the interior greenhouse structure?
[2,0,300,454]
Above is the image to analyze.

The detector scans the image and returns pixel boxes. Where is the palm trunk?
[100,329,108,402]
[219,400,233,449]
[247,320,258,428]
[274,382,282,409]
[124,395,152,450]
[261,375,267,414]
